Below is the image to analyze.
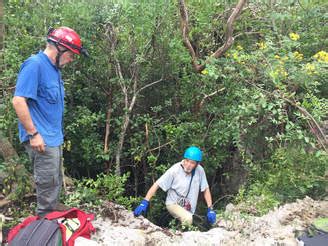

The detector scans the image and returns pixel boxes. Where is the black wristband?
[28,131,39,139]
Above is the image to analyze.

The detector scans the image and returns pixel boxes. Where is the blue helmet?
[183,146,202,162]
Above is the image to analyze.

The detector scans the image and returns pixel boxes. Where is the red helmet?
[47,27,88,56]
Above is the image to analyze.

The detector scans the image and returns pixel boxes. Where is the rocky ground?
[1,196,327,245]
[90,196,328,246]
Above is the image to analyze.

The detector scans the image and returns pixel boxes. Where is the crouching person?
[133,146,216,226]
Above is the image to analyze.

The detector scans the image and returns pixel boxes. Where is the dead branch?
[244,80,327,152]
[199,87,225,109]
[179,0,247,73]
[104,22,165,175]
[282,96,327,152]
[146,140,174,153]
[137,77,163,95]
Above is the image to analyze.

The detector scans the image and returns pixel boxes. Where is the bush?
[64,172,138,209]
[235,147,328,215]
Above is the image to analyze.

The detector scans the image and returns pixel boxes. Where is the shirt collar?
[38,51,58,70]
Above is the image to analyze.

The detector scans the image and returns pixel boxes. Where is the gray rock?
[91,197,328,245]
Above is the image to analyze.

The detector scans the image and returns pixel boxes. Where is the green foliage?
[65,172,138,209]
[168,218,199,232]
[2,0,327,225]
[1,157,33,202]
[234,186,281,216]
[64,180,99,209]
[64,106,105,176]
[262,148,327,200]
[235,147,328,215]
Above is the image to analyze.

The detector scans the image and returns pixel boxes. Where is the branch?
[210,0,247,60]
[178,0,201,71]
[136,77,164,95]
[0,85,16,91]
[199,87,225,109]
[104,22,128,106]
[179,0,247,73]
[244,80,327,152]
[233,31,261,39]
[147,140,174,153]
[282,96,327,152]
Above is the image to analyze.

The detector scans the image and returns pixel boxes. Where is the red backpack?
[7,208,96,246]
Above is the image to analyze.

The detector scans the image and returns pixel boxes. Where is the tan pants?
[166,204,193,225]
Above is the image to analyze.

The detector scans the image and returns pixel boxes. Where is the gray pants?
[24,143,63,217]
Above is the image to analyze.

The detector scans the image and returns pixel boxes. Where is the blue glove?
[133,199,149,216]
[207,208,216,225]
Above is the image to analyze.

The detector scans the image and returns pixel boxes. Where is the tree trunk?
[0,0,4,50]
[0,133,18,161]
[115,94,137,175]
[115,112,130,175]
[104,93,112,153]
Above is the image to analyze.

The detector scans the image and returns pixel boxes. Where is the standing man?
[12,27,88,217]
[134,146,216,226]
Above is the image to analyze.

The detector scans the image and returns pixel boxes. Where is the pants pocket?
[35,174,59,189]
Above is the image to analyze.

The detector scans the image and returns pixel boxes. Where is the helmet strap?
[53,43,68,69]
[181,160,198,174]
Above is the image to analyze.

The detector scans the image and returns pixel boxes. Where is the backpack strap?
[68,215,95,246]
[44,207,79,220]
[44,207,95,246]
[185,168,196,198]
[7,216,39,242]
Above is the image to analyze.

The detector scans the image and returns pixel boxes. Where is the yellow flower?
[281,56,288,61]
[232,51,239,60]
[278,56,288,64]
[313,50,328,63]
[274,55,280,59]
[305,63,316,75]
[269,70,279,79]
[278,66,288,77]
[293,51,303,61]
[258,42,267,50]
[282,70,288,77]
[201,69,208,75]
[289,32,300,41]
[269,65,288,79]
[63,140,72,151]
[134,155,142,162]
[236,45,243,50]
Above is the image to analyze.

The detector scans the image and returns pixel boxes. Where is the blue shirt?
[14,51,65,147]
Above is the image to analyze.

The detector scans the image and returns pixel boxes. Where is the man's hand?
[133,199,149,217]
[206,208,216,225]
[30,133,45,152]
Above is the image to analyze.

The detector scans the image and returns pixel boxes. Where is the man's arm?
[133,182,160,216]
[204,187,216,225]
[12,96,45,152]
[144,182,160,201]
[203,187,213,208]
